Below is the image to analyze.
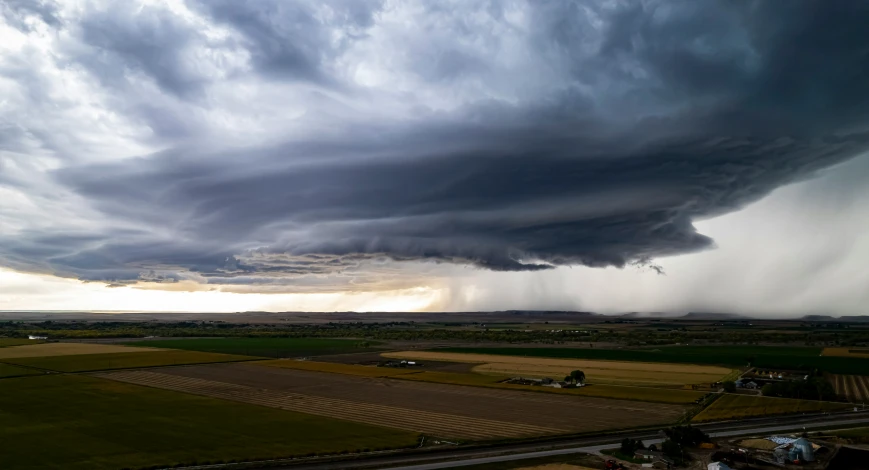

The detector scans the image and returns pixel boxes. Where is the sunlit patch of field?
[382,351,732,386]
[822,347,869,358]
[0,342,156,359]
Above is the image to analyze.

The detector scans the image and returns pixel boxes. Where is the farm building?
[708,463,731,470]
[634,449,659,460]
[28,335,48,340]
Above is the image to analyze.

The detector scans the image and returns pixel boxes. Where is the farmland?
[100,362,688,440]
[822,347,869,358]
[383,350,732,387]
[829,373,869,402]
[0,338,41,348]
[692,394,850,422]
[439,345,869,375]
[261,360,707,404]
[0,374,419,470]
[0,342,156,359]
[2,350,256,372]
[0,363,43,378]
[125,337,379,358]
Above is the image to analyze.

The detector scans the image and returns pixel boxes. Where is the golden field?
[822,347,869,358]
[382,351,732,386]
[0,342,157,359]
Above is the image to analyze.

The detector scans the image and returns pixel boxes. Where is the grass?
[0,375,419,470]
[2,350,256,372]
[601,448,646,464]
[832,427,869,438]
[125,337,379,358]
[692,393,851,422]
[440,345,869,375]
[0,363,44,378]
[0,338,41,348]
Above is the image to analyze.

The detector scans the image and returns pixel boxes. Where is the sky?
[1,1,868,316]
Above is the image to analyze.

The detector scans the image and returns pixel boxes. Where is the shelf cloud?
[2,1,869,303]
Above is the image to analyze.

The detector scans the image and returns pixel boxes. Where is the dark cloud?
[72,4,212,99]
[188,0,383,84]
[2,1,869,292]
[1,0,60,31]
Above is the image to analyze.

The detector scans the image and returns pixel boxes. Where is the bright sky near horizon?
[2,1,869,315]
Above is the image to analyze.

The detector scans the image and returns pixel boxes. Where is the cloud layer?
[2,1,869,296]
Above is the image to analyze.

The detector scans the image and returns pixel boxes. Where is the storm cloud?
[2,1,869,295]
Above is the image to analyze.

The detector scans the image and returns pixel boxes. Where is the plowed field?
[99,363,686,440]
[830,374,869,402]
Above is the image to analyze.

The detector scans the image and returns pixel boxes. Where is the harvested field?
[829,373,869,402]
[119,362,687,439]
[0,342,156,359]
[692,394,850,422]
[98,370,560,440]
[823,347,869,358]
[383,351,731,386]
[3,350,255,372]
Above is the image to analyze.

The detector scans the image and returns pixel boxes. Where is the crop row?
[96,371,561,440]
[831,374,869,403]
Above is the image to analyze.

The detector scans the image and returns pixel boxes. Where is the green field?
[0,375,419,470]
[125,337,379,358]
[0,363,43,378]
[0,338,40,348]
[692,394,850,422]
[2,350,256,372]
[440,345,869,375]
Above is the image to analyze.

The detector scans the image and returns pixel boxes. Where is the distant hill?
[679,312,746,320]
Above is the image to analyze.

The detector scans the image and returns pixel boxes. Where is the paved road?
[385,416,869,470]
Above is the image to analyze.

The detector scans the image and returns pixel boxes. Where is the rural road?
[234,411,869,470]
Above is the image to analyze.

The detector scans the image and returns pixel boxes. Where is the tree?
[620,438,645,455]
[570,370,586,385]
[722,381,736,393]
[564,375,572,383]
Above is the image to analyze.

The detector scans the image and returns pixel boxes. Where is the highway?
[263,411,869,470]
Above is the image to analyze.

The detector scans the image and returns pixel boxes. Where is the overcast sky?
[1,1,868,316]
